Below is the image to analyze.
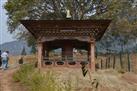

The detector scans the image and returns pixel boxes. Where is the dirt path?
[0,69,15,91]
[0,68,27,91]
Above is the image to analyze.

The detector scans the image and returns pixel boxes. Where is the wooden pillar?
[62,43,73,61]
[89,40,95,72]
[37,42,43,69]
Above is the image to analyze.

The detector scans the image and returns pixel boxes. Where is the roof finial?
[66,9,71,19]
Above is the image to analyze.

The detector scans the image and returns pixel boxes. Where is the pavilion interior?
[42,39,90,65]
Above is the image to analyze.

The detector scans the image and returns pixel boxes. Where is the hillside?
[0,40,136,56]
[0,41,31,55]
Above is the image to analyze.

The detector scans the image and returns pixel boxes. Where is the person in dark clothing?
[0,50,2,67]
[18,57,24,64]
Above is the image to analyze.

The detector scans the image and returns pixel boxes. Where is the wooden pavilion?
[21,20,111,71]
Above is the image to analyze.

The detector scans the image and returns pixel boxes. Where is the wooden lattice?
[21,20,111,41]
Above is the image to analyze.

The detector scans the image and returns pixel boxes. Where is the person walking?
[1,51,9,70]
[5,51,9,68]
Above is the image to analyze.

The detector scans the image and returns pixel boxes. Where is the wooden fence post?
[108,57,110,68]
[106,58,108,69]
[119,52,123,69]
[101,59,103,69]
[113,55,116,69]
[127,52,131,72]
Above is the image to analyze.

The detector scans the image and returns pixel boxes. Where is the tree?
[95,1,137,53]
[4,0,137,53]
[4,0,113,32]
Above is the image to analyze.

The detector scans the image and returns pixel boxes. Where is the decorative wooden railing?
[42,56,89,67]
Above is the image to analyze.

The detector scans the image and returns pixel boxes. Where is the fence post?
[113,55,116,69]
[108,57,110,68]
[119,52,123,69]
[101,59,103,69]
[106,58,108,69]
[127,52,131,72]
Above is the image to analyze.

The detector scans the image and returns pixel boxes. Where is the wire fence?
[96,53,137,73]
[3,53,137,74]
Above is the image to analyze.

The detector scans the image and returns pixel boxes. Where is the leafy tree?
[95,1,137,53]
[4,0,137,53]
[4,0,114,32]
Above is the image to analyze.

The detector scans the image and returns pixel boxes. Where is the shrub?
[13,64,74,91]
[28,71,62,91]
[13,64,35,83]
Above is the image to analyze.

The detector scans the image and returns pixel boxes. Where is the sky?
[0,0,15,44]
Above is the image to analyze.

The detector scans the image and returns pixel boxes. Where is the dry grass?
[7,53,137,91]
[8,53,137,73]
[96,53,137,73]
[1,62,137,91]
[9,54,37,66]
[41,68,137,91]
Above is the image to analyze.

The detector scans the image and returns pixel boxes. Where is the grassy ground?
[11,64,137,91]
[2,54,137,91]
[1,65,137,91]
